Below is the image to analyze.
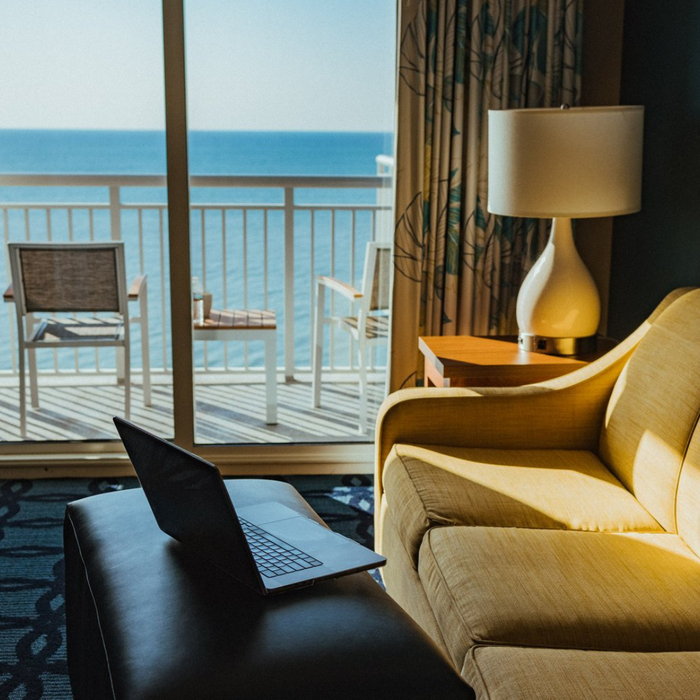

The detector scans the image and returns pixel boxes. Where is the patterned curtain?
[390,0,583,390]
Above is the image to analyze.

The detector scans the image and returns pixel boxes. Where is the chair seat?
[338,315,389,339]
[29,317,124,343]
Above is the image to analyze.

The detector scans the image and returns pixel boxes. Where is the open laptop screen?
[114,417,261,592]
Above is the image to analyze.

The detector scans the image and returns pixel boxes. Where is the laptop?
[113,417,386,595]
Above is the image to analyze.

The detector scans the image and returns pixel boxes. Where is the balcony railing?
[0,173,391,383]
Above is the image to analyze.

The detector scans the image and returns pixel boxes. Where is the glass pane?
[0,1,173,441]
[184,0,396,445]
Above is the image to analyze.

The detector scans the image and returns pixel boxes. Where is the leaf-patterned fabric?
[391,0,583,390]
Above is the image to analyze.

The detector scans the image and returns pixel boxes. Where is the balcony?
[0,172,391,443]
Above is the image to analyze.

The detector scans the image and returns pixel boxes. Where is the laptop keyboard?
[239,518,323,579]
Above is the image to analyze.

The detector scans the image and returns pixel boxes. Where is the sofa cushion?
[599,288,700,532]
[463,646,700,700]
[383,444,662,564]
[418,527,700,664]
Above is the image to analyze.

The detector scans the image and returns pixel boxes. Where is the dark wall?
[608,1,700,338]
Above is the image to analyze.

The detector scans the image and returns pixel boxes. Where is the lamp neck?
[548,217,575,251]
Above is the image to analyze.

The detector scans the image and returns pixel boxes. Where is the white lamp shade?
[488,106,644,218]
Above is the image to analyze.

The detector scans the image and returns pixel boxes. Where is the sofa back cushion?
[599,289,700,532]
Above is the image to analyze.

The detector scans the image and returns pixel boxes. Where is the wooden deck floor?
[0,374,384,443]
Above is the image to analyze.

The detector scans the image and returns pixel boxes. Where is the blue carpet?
[0,475,376,700]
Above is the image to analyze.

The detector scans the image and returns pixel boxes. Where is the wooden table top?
[194,308,276,331]
[419,334,616,387]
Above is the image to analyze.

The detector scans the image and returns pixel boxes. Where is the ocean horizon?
[0,129,393,177]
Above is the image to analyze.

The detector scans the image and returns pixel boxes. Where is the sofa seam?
[421,527,485,657]
[391,447,447,565]
[396,445,485,529]
[414,521,664,535]
[673,402,700,535]
[458,637,700,653]
[463,647,492,700]
[394,445,441,521]
[383,499,422,572]
[66,507,118,700]
[395,447,482,534]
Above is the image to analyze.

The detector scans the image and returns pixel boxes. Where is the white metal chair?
[312,241,392,433]
[8,241,150,436]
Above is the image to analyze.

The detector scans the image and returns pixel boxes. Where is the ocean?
[0,129,391,177]
[0,130,393,373]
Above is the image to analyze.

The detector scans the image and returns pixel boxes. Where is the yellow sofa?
[376,288,700,699]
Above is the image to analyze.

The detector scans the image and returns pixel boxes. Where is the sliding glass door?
[181,0,396,446]
[0,0,174,444]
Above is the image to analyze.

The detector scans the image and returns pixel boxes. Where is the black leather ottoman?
[64,479,473,700]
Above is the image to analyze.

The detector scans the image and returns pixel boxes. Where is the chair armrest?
[128,275,147,301]
[375,287,696,518]
[317,275,362,301]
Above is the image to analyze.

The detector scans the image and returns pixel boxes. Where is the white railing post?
[109,185,121,241]
[284,186,294,381]
[109,185,126,382]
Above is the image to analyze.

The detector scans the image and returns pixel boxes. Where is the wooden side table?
[419,335,616,388]
[194,308,277,424]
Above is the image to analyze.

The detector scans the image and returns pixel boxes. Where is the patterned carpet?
[0,474,376,700]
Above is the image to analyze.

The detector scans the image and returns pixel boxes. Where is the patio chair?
[8,241,150,437]
[312,241,392,433]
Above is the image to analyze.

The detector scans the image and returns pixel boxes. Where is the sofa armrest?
[375,288,695,521]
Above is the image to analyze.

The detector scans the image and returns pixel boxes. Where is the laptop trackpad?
[237,502,341,550]
[237,501,321,528]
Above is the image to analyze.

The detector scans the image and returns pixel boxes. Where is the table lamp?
[487,105,644,355]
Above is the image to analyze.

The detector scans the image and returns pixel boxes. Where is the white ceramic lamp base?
[516,217,600,356]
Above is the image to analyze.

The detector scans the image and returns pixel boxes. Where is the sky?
[0,0,396,132]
